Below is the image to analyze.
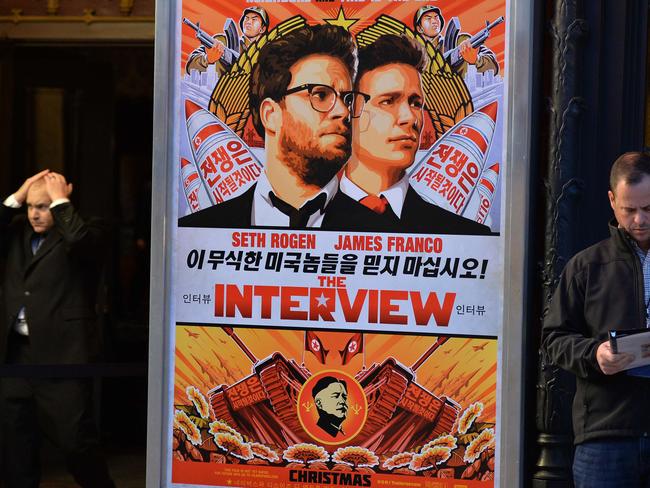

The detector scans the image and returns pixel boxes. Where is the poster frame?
[147,0,534,485]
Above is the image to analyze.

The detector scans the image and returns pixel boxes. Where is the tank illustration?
[355,337,461,454]
[208,327,311,447]
[209,329,459,452]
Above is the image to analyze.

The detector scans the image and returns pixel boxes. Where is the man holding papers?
[542,151,650,488]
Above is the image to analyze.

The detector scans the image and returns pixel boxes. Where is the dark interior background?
[0,43,154,479]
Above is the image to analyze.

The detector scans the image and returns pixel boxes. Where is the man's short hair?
[609,152,650,192]
[356,34,427,83]
[311,376,347,399]
[249,24,358,138]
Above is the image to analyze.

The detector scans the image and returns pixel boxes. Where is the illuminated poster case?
[149,1,532,486]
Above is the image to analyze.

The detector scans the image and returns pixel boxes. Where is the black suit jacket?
[0,203,105,364]
[396,186,492,235]
[178,184,391,231]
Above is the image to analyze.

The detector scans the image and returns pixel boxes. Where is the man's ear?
[260,98,281,136]
[608,190,616,211]
[314,398,322,409]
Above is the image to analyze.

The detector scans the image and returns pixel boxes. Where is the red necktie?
[359,194,389,214]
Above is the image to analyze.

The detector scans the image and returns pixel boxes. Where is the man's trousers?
[0,331,114,488]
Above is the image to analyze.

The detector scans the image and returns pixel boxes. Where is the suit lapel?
[322,192,356,227]
[322,191,396,231]
[241,184,255,223]
[22,225,33,258]
[398,187,421,228]
[227,183,255,227]
[25,229,61,274]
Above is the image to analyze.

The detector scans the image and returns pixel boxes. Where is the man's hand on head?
[596,341,634,375]
[45,173,73,202]
[13,169,50,205]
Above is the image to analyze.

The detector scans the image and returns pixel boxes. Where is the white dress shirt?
[339,172,410,218]
[3,194,70,209]
[252,171,339,227]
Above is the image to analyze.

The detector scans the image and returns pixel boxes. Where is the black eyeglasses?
[283,84,370,118]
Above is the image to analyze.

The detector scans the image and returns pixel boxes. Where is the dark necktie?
[31,234,45,255]
[268,192,327,228]
[359,194,390,214]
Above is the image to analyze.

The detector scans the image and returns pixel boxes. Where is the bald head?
[28,178,47,194]
[26,180,53,234]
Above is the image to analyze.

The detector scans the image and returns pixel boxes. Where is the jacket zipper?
[619,230,646,326]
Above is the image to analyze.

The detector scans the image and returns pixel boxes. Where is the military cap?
[413,6,445,31]
[240,6,269,31]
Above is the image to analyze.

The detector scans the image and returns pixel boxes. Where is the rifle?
[444,16,504,71]
[183,17,241,66]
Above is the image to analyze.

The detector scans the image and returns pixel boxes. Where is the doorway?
[1,42,154,485]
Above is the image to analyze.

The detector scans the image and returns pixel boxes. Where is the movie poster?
[172,1,506,486]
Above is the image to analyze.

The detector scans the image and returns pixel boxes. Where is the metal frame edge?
[498,0,534,486]
[147,0,180,486]
[145,0,535,485]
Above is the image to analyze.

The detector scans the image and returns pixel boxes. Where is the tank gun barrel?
[411,337,448,371]
[222,327,258,363]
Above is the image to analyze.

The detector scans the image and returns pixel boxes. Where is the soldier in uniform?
[414,5,499,77]
[185,6,269,76]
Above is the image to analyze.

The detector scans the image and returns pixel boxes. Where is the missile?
[180,157,212,214]
[184,98,263,206]
[469,163,500,225]
[410,101,498,217]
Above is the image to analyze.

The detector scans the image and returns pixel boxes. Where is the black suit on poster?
[0,202,114,488]
[178,184,493,235]
[396,186,492,235]
[178,183,393,231]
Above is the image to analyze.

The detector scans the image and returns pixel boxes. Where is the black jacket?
[397,186,492,235]
[0,202,105,364]
[179,184,491,234]
[541,221,650,444]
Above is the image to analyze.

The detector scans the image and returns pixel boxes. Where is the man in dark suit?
[340,34,490,235]
[312,377,348,438]
[0,170,114,487]
[179,24,388,231]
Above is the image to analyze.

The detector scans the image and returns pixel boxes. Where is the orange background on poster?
[180,0,506,74]
[174,326,497,424]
